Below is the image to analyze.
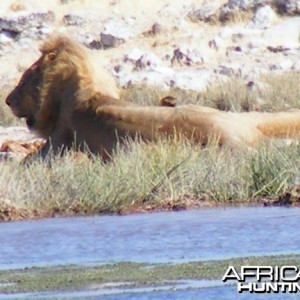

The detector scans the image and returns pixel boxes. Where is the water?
[0,206,300,269]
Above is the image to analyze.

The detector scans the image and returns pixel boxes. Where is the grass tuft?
[1,138,300,217]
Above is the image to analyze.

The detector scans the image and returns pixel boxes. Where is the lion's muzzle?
[5,91,28,121]
[5,92,13,108]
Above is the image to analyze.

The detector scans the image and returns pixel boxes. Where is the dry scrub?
[121,72,300,113]
[1,138,300,220]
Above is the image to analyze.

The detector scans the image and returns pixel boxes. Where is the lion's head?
[5,37,72,134]
[6,35,120,138]
[5,57,45,129]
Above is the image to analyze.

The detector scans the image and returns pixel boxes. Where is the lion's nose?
[5,91,14,107]
[5,96,11,107]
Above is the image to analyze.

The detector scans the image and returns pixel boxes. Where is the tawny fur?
[5,35,300,160]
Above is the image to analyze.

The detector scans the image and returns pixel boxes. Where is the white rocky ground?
[0,0,299,155]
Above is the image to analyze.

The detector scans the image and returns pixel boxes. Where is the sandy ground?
[0,0,299,89]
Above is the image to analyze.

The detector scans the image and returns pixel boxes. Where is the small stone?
[171,45,205,66]
[63,14,85,26]
[267,45,290,53]
[100,32,125,49]
[0,10,55,41]
[88,40,103,50]
[215,65,235,76]
[151,23,162,35]
[143,23,162,36]
[19,11,55,28]
[123,49,162,71]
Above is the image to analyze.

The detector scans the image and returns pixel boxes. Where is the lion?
[5,34,300,160]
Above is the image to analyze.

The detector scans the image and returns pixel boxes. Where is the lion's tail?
[254,110,300,138]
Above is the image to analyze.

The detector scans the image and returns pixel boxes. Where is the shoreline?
[1,195,298,222]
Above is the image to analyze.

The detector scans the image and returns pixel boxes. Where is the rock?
[247,5,277,29]
[219,0,271,22]
[274,0,300,15]
[0,18,22,40]
[187,2,220,23]
[100,32,125,49]
[267,45,290,53]
[150,23,162,35]
[171,45,206,66]
[225,45,244,59]
[226,0,269,11]
[15,11,54,28]
[143,23,162,36]
[124,48,162,71]
[0,10,54,40]
[215,65,237,76]
[171,48,187,65]
[86,40,102,50]
[63,14,86,26]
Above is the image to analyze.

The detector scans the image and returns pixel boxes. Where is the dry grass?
[120,72,300,113]
[1,138,300,217]
[204,72,300,112]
